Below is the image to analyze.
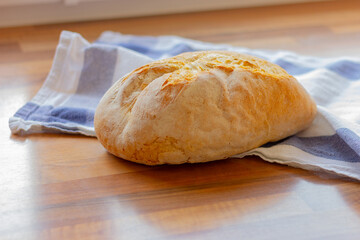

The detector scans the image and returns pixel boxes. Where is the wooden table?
[1,1,360,239]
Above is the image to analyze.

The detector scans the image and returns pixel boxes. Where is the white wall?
[0,0,328,28]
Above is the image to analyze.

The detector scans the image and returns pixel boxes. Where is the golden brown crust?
[94,51,317,165]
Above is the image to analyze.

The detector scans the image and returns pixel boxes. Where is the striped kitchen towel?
[9,31,360,180]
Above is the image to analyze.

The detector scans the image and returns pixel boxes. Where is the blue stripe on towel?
[15,103,95,126]
[76,46,117,97]
[326,60,360,80]
[337,128,360,157]
[263,128,360,162]
[65,45,118,109]
[274,58,360,80]
[273,59,314,75]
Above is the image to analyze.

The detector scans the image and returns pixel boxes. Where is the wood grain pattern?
[1,0,360,239]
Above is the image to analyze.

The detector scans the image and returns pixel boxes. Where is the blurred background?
[0,0,328,27]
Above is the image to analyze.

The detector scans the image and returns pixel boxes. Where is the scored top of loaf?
[122,51,291,90]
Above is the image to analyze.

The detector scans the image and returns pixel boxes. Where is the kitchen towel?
[9,31,360,180]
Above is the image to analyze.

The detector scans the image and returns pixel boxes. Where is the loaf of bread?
[94,51,317,165]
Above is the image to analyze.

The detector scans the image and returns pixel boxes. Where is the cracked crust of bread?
[94,51,317,165]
